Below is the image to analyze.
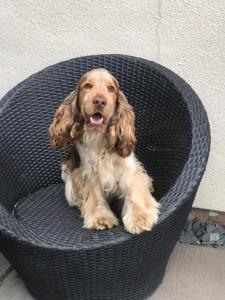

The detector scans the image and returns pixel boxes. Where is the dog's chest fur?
[76,131,136,194]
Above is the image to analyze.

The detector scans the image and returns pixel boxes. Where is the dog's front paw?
[84,209,119,230]
[123,205,159,234]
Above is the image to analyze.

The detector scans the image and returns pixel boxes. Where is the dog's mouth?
[89,112,104,125]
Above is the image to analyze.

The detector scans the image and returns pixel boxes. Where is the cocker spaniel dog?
[49,68,160,234]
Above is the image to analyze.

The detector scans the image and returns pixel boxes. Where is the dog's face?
[78,69,118,129]
[49,68,136,157]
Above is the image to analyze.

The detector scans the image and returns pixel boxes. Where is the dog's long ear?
[107,91,136,157]
[49,88,82,149]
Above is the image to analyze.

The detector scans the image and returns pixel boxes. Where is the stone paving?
[180,221,225,247]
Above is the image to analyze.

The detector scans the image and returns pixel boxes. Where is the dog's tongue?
[90,113,104,125]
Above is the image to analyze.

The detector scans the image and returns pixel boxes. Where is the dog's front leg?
[121,167,160,234]
[80,181,119,230]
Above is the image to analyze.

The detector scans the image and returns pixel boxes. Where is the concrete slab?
[0,243,225,300]
[150,243,225,300]
[0,270,33,300]
[0,253,10,277]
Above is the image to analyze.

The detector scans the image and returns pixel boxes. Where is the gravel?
[201,233,210,243]
[215,225,225,235]
[180,232,197,244]
[192,221,200,234]
[217,236,225,247]
[206,224,217,233]
[210,232,220,243]
[180,221,225,248]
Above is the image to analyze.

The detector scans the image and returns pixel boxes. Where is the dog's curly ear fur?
[107,90,136,157]
[49,89,82,149]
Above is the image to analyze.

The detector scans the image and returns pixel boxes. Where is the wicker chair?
[0,55,210,300]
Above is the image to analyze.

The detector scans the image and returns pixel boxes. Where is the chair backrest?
[0,55,192,211]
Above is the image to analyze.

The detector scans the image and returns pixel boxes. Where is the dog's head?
[49,68,136,157]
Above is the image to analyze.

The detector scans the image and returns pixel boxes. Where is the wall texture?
[0,0,224,211]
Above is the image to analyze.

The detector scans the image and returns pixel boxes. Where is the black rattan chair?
[0,55,210,300]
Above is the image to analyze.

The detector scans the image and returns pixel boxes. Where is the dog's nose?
[93,97,106,109]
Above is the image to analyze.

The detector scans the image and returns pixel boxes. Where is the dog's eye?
[108,85,115,92]
[83,83,93,89]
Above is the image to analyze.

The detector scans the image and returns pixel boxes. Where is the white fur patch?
[64,175,77,207]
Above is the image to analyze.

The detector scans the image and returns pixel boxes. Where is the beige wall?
[0,0,224,211]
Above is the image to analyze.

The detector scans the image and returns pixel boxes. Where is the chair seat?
[15,183,129,249]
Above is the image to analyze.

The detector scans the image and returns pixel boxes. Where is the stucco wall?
[0,0,224,211]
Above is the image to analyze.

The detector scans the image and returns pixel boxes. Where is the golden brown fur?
[49,68,159,234]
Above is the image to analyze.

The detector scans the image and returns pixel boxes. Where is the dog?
[49,68,160,234]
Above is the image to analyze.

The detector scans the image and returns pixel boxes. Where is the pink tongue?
[90,116,103,125]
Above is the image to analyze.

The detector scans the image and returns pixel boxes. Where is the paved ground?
[0,243,225,300]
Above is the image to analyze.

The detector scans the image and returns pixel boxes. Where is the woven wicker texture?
[0,55,210,299]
